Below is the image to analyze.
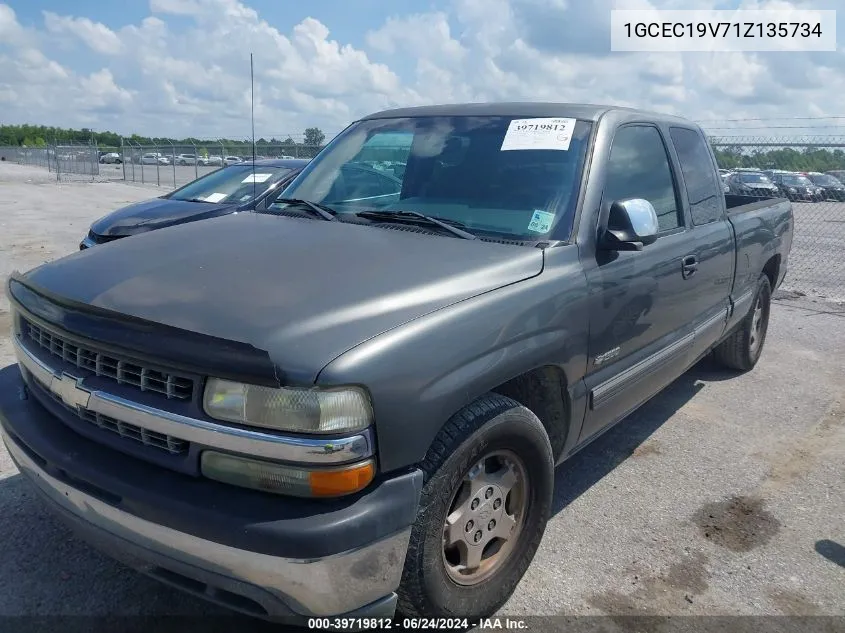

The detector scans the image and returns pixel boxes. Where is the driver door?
[579,124,703,442]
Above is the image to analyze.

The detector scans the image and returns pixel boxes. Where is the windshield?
[276,115,593,241]
[167,166,293,204]
[782,174,812,186]
[808,174,842,186]
[740,173,771,183]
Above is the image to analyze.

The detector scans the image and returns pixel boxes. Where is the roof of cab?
[359,102,694,125]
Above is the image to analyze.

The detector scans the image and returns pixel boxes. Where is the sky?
[0,0,843,140]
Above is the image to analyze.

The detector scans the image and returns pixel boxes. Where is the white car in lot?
[198,155,223,166]
[175,154,197,165]
[140,153,169,165]
[223,156,242,166]
[99,152,122,164]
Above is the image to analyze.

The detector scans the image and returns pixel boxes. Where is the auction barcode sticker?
[242,173,273,183]
[610,9,836,52]
[501,118,576,151]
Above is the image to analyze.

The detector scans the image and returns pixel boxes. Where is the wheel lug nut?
[493,498,501,510]
[474,530,483,543]
[471,498,479,510]
[485,487,494,499]
[488,520,496,531]
[465,520,474,532]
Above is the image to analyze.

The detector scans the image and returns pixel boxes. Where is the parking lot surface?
[0,163,842,621]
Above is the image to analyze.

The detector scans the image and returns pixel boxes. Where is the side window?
[669,127,723,225]
[605,126,682,232]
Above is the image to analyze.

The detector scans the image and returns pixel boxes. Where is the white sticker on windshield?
[501,117,576,151]
[204,192,227,203]
[242,173,273,183]
[527,210,555,234]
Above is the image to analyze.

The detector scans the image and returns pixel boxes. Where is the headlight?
[203,378,373,434]
[788,187,796,193]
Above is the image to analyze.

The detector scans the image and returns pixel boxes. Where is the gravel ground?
[0,162,842,625]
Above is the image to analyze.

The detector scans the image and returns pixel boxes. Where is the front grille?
[34,373,188,455]
[23,319,194,401]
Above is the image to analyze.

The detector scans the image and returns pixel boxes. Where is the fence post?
[120,138,126,182]
[169,140,176,188]
[155,140,161,187]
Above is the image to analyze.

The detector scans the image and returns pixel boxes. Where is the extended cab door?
[666,126,734,361]
[578,124,704,443]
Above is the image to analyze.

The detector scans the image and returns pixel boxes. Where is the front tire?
[397,394,553,619]
[713,274,772,371]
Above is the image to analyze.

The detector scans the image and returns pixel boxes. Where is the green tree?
[304,127,325,147]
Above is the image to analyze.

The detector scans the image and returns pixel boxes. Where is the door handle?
[682,255,698,279]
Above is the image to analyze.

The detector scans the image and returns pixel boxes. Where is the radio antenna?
[250,53,256,201]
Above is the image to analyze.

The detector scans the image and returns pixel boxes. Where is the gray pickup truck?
[0,103,792,623]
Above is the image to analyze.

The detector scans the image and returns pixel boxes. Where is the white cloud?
[43,11,124,55]
[148,0,204,16]
[0,0,842,138]
[0,3,23,43]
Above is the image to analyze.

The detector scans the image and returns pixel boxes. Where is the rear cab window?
[669,127,723,225]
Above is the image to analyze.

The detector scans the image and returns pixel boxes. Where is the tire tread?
[397,393,551,618]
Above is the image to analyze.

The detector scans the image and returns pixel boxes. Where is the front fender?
[317,246,590,473]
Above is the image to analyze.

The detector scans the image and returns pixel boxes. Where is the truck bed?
[724,193,793,315]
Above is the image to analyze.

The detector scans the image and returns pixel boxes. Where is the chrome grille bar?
[23,319,194,401]
[36,374,189,455]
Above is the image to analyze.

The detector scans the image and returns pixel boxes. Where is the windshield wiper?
[355,210,477,240]
[187,197,219,204]
[273,198,336,221]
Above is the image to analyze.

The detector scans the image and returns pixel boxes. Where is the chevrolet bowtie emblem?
[50,373,91,409]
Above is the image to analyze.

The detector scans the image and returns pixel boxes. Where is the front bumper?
[0,364,422,620]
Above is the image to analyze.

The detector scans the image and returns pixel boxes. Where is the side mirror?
[599,198,659,252]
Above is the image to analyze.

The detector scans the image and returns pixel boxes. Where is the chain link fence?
[1,134,844,301]
[0,144,105,182]
[116,140,325,188]
[0,139,326,187]
[710,136,845,301]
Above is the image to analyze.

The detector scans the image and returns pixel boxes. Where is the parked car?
[769,172,823,202]
[825,169,845,182]
[79,159,308,249]
[223,156,242,165]
[98,152,122,164]
[803,171,845,201]
[2,103,793,622]
[725,170,780,197]
[175,154,198,165]
[140,153,169,165]
[197,155,223,166]
[719,171,731,193]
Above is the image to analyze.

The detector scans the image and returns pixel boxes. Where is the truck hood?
[90,197,238,237]
[23,213,544,383]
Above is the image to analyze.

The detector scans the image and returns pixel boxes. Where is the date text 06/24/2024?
[306,617,528,630]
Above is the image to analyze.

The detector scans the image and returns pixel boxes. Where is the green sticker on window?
[527,210,555,234]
